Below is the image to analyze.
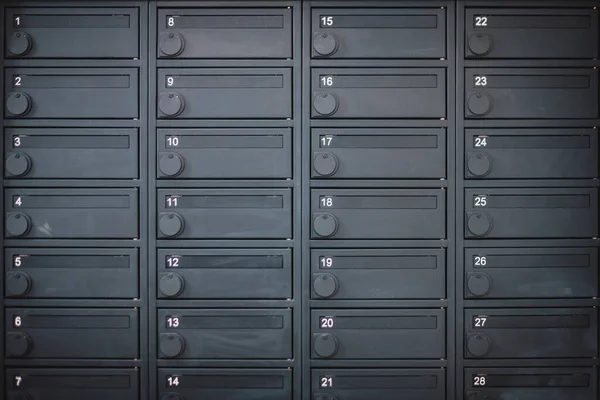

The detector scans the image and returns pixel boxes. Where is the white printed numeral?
[167,317,179,328]
[321,197,333,207]
[321,16,333,26]
[321,317,334,328]
[474,376,486,386]
[167,376,180,386]
[474,256,487,266]
[14,197,22,207]
[14,375,22,387]
[168,17,175,27]
[166,196,178,207]
[167,256,180,267]
[321,76,333,87]
[321,376,333,387]
[320,257,333,267]
[475,16,488,26]
[321,136,333,147]
[474,196,487,207]
[474,137,487,147]
[14,76,21,86]
[474,317,487,327]
[14,316,22,327]
[475,76,487,86]
[166,136,179,147]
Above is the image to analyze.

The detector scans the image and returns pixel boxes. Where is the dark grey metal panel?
[464,308,598,359]
[311,309,446,359]
[157,8,292,59]
[312,369,446,400]
[465,8,599,59]
[157,68,292,119]
[4,68,139,119]
[157,248,292,299]
[5,368,140,400]
[311,189,446,239]
[465,247,598,299]
[4,188,139,239]
[311,7,447,59]
[4,128,139,179]
[157,309,292,360]
[310,249,446,299]
[464,188,598,239]
[311,128,446,179]
[158,368,292,400]
[157,128,292,179]
[5,308,139,359]
[465,128,599,179]
[4,7,140,59]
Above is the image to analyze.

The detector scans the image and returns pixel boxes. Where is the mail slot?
[4,7,139,58]
[157,189,291,239]
[4,128,139,179]
[157,8,291,58]
[312,128,446,179]
[466,8,599,59]
[158,309,292,359]
[157,249,291,299]
[311,189,446,239]
[465,247,598,299]
[312,8,446,58]
[312,369,446,400]
[465,367,598,400]
[4,248,138,299]
[465,68,598,119]
[158,369,291,400]
[5,308,139,359]
[465,308,598,359]
[311,249,445,299]
[5,68,139,119]
[5,368,139,400]
[311,309,445,359]
[465,188,598,239]
[311,68,446,118]
[465,128,599,179]
[157,68,291,119]
[4,188,139,239]
[157,128,292,179]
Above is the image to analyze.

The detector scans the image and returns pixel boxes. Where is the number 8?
[168,17,175,27]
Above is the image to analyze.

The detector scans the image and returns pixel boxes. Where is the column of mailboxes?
[308,5,449,400]
[462,5,600,400]
[154,5,297,400]
[2,5,143,399]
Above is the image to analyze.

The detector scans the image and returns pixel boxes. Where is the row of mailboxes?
[5,7,598,60]
[5,68,598,119]
[4,188,599,239]
[4,367,597,400]
[4,127,598,180]
[5,246,596,301]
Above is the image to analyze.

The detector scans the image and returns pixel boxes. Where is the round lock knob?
[313,152,339,177]
[159,273,185,297]
[161,393,183,400]
[467,333,492,357]
[159,333,185,358]
[6,272,32,297]
[6,213,31,238]
[468,152,492,177]
[313,33,338,56]
[467,212,492,238]
[159,32,185,57]
[159,93,185,117]
[313,273,338,298]
[468,33,493,56]
[6,332,31,357]
[159,153,184,177]
[313,213,338,238]
[6,92,32,117]
[467,273,492,297]
[159,213,185,237]
[467,92,493,117]
[314,93,338,116]
[8,32,32,56]
[5,152,32,177]
[314,333,338,358]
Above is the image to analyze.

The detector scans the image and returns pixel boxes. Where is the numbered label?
[167,376,180,387]
[320,136,333,147]
[167,316,180,328]
[474,256,487,266]
[474,376,486,386]
[320,197,333,207]
[14,316,22,327]
[474,195,487,207]
[474,137,487,147]
[167,256,180,268]
[475,76,487,86]
[167,77,174,87]
[14,256,23,267]
[14,196,22,207]
[14,76,22,86]
[320,257,333,268]
[474,316,487,327]
[14,16,21,26]
[475,16,488,26]
[167,16,177,27]
[166,136,179,147]
[321,76,334,87]
[321,16,334,26]
[320,316,335,328]
[13,137,21,147]
[14,375,22,387]
[166,196,179,207]
[320,376,333,387]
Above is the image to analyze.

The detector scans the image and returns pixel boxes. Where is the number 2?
[14,76,21,86]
